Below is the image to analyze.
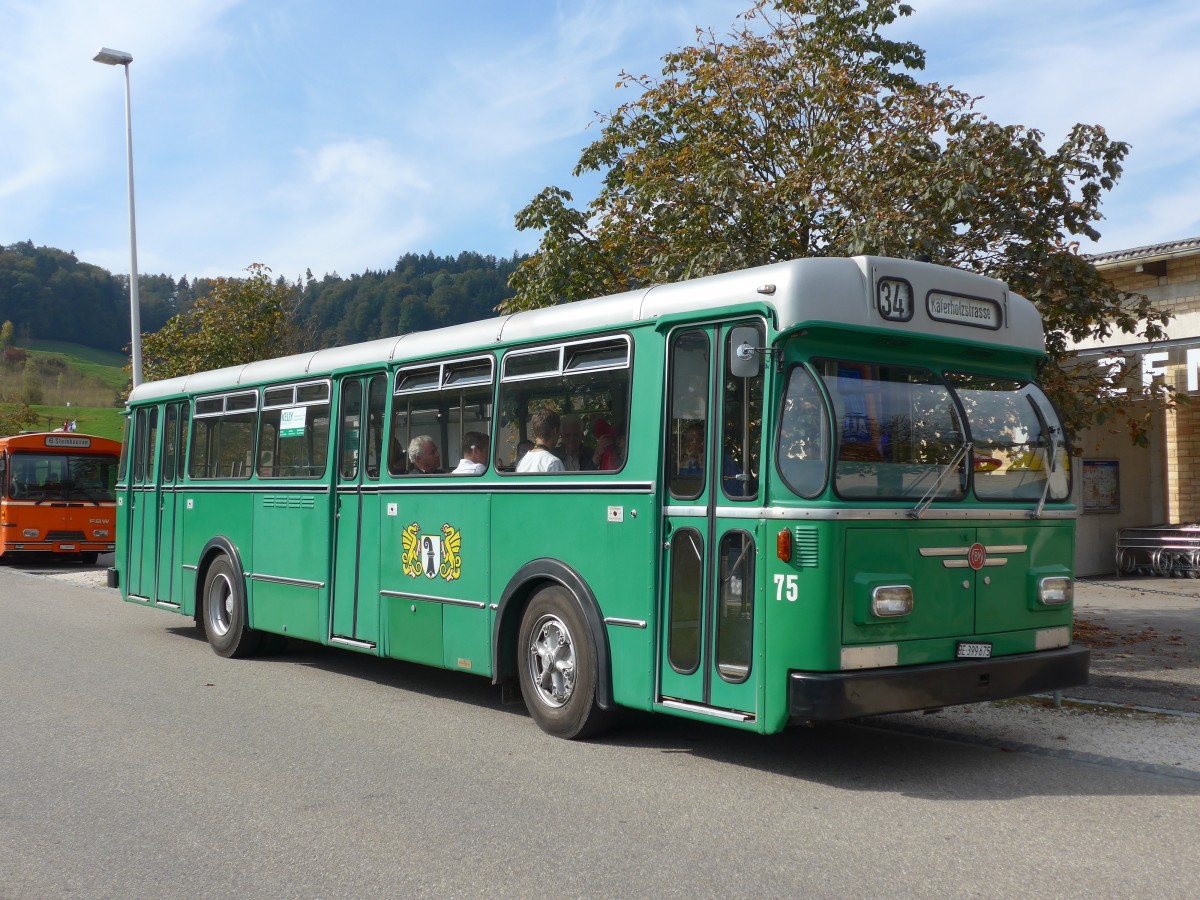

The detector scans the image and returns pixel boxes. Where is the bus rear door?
[126,406,159,601]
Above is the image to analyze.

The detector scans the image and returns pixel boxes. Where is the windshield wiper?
[908,441,972,520]
[1029,427,1061,519]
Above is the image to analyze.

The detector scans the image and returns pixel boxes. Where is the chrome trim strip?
[919,547,970,557]
[604,617,648,629]
[379,590,486,609]
[155,600,181,610]
[664,505,706,516]
[943,557,1012,569]
[660,699,755,722]
[754,507,1075,521]
[248,573,325,589]
[330,636,377,650]
[127,593,150,601]
[985,544,1028,554]
[378,481,656,495]
[182,564,198,571]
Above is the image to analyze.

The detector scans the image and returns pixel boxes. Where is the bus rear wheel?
[202,555,262,658]
[517,586,611,740]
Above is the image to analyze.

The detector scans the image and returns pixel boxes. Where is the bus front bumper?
[788,645,1090,723]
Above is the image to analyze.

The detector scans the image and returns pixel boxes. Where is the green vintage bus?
[112,256,1087,738]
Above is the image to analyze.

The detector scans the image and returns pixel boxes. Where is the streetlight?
[93,46,143,388]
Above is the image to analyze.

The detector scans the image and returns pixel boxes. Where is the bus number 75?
[774,574,799,602]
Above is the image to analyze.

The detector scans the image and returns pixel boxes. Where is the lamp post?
[93,47,143,388]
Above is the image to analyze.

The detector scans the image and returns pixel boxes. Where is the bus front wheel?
[517,586,611,740]
[202,556,262,659]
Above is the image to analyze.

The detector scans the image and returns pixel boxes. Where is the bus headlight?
[22,529,38,539]
[1039,576,1073,605]
[872,585,913,617]
[93,529,109,539]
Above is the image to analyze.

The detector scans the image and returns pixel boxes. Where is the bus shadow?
[164,626,1200,801]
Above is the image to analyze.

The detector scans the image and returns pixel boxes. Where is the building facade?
[1072,236,1200,575]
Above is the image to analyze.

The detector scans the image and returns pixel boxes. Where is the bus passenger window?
[391,356,494,478]
[496,336,631,476]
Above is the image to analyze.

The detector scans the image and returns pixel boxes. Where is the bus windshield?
[6,453,119,503]
[777,363,1070,503]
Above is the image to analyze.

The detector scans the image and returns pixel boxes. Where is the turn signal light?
[777,528,791,562]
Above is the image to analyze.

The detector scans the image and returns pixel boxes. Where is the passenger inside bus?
[592,418,622,470]
[407,435,442,474]
[674,423,745,496]
[553,415,597,471]
[517,410,565,473]
[451,432,490,475]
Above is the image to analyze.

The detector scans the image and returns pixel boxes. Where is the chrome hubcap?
[528,614,576,708]
[206,572,233,637]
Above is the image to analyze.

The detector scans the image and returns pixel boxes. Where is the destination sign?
[45,435,92,448]
[926,291,1001,330]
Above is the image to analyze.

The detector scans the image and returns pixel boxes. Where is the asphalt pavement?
[30,560,1200,777]
[1070,574,1200,714]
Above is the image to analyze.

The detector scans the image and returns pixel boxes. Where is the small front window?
[777,365,829,498]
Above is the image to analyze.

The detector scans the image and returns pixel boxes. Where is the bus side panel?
[377,489,491,676]
[762,521,843,734]
[249,489,332,643]
[183,489,254,610]
[489,488,658,712]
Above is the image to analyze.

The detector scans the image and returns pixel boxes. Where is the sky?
[2,0,1199,284]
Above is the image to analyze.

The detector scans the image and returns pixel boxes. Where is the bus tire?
[517,585,612,740]
[79,552,99,566]
[202,555,262,659]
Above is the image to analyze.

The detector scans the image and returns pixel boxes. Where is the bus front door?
[329,374,386,649]
[658,322,764,721]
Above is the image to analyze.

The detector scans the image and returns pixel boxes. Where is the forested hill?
[299,251,522,346]
[0,241,523,353]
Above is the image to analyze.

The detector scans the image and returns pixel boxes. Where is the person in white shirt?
[516,410,565,474]
[451,431,489,475]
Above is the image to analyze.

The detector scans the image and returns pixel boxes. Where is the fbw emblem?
[401,523,462,581]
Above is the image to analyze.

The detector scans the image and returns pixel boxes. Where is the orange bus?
[0,432,120,564]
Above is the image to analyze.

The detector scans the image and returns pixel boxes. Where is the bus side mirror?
[730,326,762,378]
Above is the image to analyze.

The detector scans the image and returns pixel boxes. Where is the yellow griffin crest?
[400,522,462,581]
[439,523,462,581]
[401,523,423,578]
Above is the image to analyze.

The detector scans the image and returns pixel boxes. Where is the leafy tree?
[505,0,1171,442]
[0,320,12,351]
[0,400,38,436]
[140,264,302,382]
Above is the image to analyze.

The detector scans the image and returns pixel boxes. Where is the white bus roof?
[129,256,1044,404]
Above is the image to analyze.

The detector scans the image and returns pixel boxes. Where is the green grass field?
[5,341,129,441]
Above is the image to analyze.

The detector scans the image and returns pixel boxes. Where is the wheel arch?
[193,536,247,625]
[493,559,614,711]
